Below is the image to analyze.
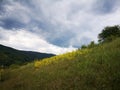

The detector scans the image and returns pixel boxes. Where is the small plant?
[0,68,4,82]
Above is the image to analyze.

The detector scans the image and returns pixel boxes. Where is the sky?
[0,0,120,54]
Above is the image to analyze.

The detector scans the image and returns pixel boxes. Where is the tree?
[81,45,87,49]
[98,25,120,42]
[88,41,96,48]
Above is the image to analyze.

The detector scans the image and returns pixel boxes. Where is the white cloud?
[0,27,76,55]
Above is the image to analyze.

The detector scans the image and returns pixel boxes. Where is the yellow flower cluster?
[34,49,91,68]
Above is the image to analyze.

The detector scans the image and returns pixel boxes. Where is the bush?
[81,45,87,49]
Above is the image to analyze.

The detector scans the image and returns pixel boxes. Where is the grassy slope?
[0,38,120,90]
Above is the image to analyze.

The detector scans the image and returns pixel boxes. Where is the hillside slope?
[0,38,120,90]
[0,44,55,66]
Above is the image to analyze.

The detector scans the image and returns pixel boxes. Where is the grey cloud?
[0,0,7,15]
[49,30,75,47]
[0,18,25,29]
[92,0,120,14]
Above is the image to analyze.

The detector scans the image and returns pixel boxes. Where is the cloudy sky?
[0,0,120,54]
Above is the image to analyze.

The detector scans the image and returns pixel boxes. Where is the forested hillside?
[0,44,55,66]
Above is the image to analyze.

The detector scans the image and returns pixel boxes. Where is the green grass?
[0,38,120,90]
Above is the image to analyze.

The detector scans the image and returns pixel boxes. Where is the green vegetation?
[0,44,55,67]
[81,41,97,50]
[81,25,120,50]
[98,25,120,43]
[0,38,120,90]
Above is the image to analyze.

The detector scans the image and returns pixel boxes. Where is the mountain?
[0,38,120,90]
[0,44,55,66]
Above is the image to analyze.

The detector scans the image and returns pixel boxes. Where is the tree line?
[81,25,120,49]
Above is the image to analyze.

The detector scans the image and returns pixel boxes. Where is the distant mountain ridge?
[0,44,55,66]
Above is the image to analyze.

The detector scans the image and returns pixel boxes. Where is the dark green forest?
[0,45,55,67]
